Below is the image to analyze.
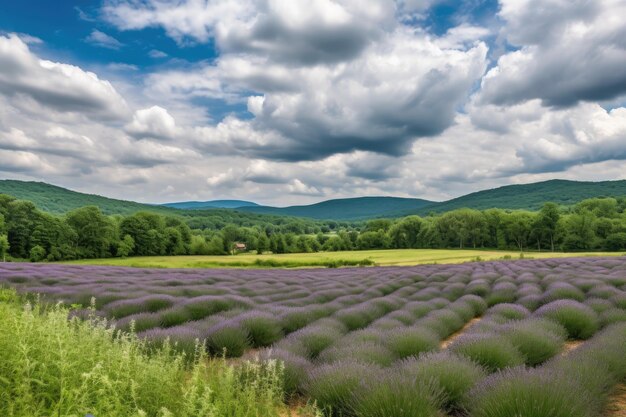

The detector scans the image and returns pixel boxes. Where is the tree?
[356,230,390,250]
[5,200,38,258]
[561,210,596,250]
[257,233,270,254]
[502,212,534,251]
[66,206,115,258]
[119,212,166,256]
[0,234,9,262]
[389,216,422,249]
[117,235,135,258]
[29,245,46,262]
[535,203,561,251]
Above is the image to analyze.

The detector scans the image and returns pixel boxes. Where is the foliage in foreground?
[0,290,302,417]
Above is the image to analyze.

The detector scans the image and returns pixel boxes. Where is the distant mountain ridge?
[2,178,626,220]
[237,196,435,220]
[411,179,626,216]
[162,200,259,209]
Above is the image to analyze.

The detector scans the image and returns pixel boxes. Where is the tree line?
[1,193,626,262]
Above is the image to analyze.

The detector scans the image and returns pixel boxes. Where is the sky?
[0,0,625,206]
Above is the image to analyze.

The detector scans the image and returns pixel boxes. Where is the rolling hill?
[2,178,626,220]
[412,179,626,215]
[162,200,259,210]
[0,180,177,215]
[237,197,435,220]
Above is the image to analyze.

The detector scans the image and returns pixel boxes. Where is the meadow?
[61,248,625,269]
[1,257,626,416]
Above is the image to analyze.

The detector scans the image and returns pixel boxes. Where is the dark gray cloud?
[219,12,382,66]
[193,35,488,162]
[480,0,626,107]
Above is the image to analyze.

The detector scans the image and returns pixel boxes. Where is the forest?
[2,193,626,262]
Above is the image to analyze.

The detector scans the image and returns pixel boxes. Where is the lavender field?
[2,258,626,416]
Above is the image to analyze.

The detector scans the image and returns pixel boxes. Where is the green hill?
[238,197,435,220]
[3,178,626,221]
[413,179,626,215]
[0,180,176,215]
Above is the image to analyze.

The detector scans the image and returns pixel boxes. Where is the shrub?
[449,333,525,372]
[466,279,490,297]
[206,322,251,357]
[534,300,600,339]
[317,341,395,367]
[106,295,178,319]
[466,367,599,417]
[334,304,384,331]
[588,284,619,299]
[485,291,516,307]
[501,323,564,366]
[584,297,614,313]
[517,295,542,311]
[351,371,445,417]
[261,348,311,396]
[370,317,405,330]
[600,308,626,326]
[115,312,162,332]
[458,294,488,316]
[611,293,626,309]
[385,326,440,359]
[159,306,192,328]
[401,351,486,412]
[279,308,316,333]
[239,312,284,347]
[287,325,343,359]
[404,301,435,318]
[486,303,530,321]
[385,310,415,325]
[140,325,202,356]
[418,310,464,338]
[448,300,476,321]
[306,361,378,416]
[182,296,233,320]
[541,283,585,303]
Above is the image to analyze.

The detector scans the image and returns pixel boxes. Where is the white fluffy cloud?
[126,106,178,140]
[0,34,129,120]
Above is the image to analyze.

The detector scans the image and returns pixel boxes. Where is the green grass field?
[61,249,626,269]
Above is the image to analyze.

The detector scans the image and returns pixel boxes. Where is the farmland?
[2,257,626,416]
[61,248,626,269]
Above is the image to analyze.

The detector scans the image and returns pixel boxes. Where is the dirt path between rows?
[561,340,584,356]
[440,317,482,349]
[605,384,626,417]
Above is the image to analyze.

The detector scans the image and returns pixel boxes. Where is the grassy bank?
[60,249,625,269]
[0,289,316,417]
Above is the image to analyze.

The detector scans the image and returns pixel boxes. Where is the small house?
[233,242,247,252]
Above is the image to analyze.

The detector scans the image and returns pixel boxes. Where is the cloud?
[184,28,487,161]
[287,179,323,196]
[126,106,177,140]
[0,34,128,120]
[479,0,626,107]
[103,0,395,65]
[148,49,167,58]
[107,62,139,71]
[0,150,50,174]
[85,29,124,49]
